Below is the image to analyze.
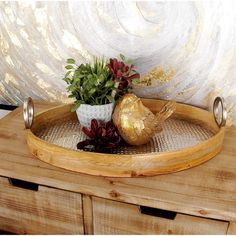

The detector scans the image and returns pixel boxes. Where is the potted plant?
[63,56,140,128]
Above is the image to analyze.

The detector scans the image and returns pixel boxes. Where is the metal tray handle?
[213,97,227,128]
[23,97,34,129]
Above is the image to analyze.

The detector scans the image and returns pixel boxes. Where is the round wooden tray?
[25,98,226,177]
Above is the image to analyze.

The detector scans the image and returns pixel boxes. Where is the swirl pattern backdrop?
[0,1,236,125]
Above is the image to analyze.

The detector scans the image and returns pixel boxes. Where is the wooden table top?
[0,102,235,222]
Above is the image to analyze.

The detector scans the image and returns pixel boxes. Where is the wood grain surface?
[92,197,228,235]
[0,101,235,224]
[0,176,83,234]
[227,222,236,235]
[27,99,224,177]
[82,195,93,235]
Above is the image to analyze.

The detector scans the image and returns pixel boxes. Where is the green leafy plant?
[63,58,115,111]
[63,55,140,112]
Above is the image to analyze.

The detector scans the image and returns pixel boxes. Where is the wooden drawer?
[0,176,83,234]
[93,197,229,235]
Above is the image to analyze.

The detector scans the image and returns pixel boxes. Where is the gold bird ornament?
[112,94,176,146]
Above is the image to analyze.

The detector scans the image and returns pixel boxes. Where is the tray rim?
[26,98,225,177]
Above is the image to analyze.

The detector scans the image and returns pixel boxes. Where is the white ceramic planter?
[76,103,115,128]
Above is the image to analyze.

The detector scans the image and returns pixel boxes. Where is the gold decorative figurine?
[112,94,176,145]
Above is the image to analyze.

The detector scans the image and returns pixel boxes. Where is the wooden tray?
[25,98,226,177]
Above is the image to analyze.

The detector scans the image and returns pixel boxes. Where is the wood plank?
[93,197,228,235]
[0,102,235,222]
[82,195,93,234]
[0,176,83,234]
[0,152,235,222]
[227,222,236,235]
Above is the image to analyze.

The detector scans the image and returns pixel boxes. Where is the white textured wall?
[0,1,236,125]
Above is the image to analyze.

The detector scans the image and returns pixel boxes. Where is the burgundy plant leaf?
[112,59,118,70]
[82,127,95,139]
[125,65,129,72]
[91,119,98,137]
[107,57,140,94]
[117,61,122,69]
[97,126,103,137]
[107,64,114,74]
[105,121,112,129]
[77,119,124,153]
[127,73,140,80]
[118,80,128,90]
[100,121,106,127]
[105,134,111,139]
[116,70,123,79]
[77,140,91,149]
[105,143,116,148]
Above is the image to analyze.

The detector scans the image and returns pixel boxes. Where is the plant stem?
[111,82,119,98]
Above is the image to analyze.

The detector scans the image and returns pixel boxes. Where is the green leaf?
[87,74,93,79]
[105,80,114,88]
[95,97,100,104]
[106,95,115,103]
[89,88,96,94]
[120,54,125,61]
[98,74,104,83]
[68,84,77,92]
[126,59,133,64]
[71,104,79,112]
[65,70,72,78]
[71,100,83,112]
[74,71,84,80]
[63,77,71,84]
[67,58,75,64]
[65,65,74,70]
[132,78,140,85]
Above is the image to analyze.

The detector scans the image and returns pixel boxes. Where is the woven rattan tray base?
[35,117,213,154]
[26,99,225,177]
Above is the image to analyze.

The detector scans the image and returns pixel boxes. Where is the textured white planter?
[76,103,115,128]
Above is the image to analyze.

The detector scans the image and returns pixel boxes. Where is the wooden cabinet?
[0,176,83,234]
[228,222,236,235]
[0,102,236,235]
[92,197,228,235]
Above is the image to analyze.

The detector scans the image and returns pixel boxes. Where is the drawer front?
[93,197,228,235]
[0,176,83,234]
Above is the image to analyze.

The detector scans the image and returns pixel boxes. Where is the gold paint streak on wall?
[184,2,203,53]
[62,30,92,62]
[140,65,176,86]
[176,86,196,97]
[0,36,9,55]
[5,73,19,86]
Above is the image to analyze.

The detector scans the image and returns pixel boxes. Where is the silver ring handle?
[23,97,34,129]
[213,97,227,128]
